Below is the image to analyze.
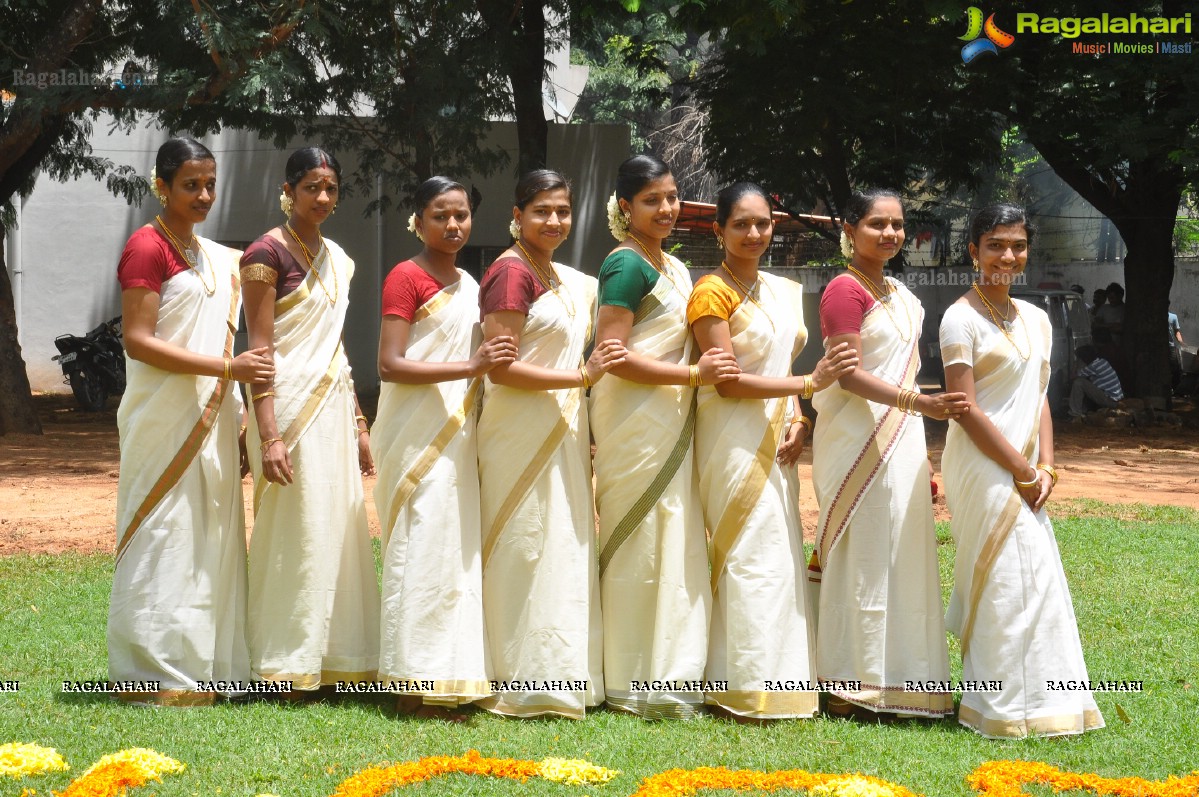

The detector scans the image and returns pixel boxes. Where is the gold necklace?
[720,261,774,332]
[973,283,1030,360]
[846,264,912,342]
[155,215,214,296]
[284,222,337,306]
[515,239,574,319]
[627,233,680,294]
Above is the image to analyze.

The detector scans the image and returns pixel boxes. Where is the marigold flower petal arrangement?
[0,742,69,778]
[628,766,917,797]
[967,761,1199,797]
[329,750,619,797]
[55,748,185,797]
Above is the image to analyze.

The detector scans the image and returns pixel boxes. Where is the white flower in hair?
[149,166,167,204]
[407,212,424,241]
[606,192,629,241]
[508,217,521,239]
[839,229,854,258]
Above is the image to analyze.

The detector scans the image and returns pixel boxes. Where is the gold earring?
[972,259,979,271]
[716,236,725,249]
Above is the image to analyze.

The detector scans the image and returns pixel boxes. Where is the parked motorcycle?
[52,317,126,411]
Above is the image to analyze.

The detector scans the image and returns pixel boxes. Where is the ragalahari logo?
[959,7,1016,63]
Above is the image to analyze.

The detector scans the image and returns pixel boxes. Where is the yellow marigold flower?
[538,758,621,785]
[0,743,69,779]
[811,775,898,797]
[80,748,185,779]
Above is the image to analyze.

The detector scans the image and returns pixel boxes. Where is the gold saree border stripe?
[482,388,582,566]
[959,421,1040,658]
[256,669,377,690]
[709,396,788,592]
[116,272,239,564]
[599,389,697,577]
[253,341,344,512]
[116,689,218,707]
[476,693,586,720]
[958,704,1105,738]
[815,342,919,567]
[605,691,705,720]
[374,675,492,700]
[822,680,954,715]
[632,293,663,327]
[384,379,481,540]
[705,689,819,718]
[941,341,971,367]
[413,280,459,322]
[273,245,333,317]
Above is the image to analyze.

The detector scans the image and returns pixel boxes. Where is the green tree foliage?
[689,0,1198,400]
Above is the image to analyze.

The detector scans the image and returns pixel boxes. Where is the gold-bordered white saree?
[372,269,490,705]
[940,299,1104,738]
[694,272,819,719]
[109,237,249,706]
[811,275,952,717]
[476,263,604,719]
[246,238,379,689]
[591,254,710,720]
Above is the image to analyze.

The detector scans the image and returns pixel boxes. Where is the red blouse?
[820,274,875,338]
[479,257,546,319]
[382,260,447,321]
[239,235,309,299]
[116,226,189,293]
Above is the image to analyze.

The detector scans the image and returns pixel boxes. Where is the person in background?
[1069,344,1123,418]
[1093,283,1124,342]
[1089,288,1106,322]
[1168,302,1185,390]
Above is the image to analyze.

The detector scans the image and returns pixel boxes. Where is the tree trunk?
[0,223,43,436]
[508,1,548,174]
[1111,197,1180,407]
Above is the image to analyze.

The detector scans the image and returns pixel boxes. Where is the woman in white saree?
[812,189,969,720]
[241,148,379,692]
[111,137,274,705]
[476,170,626,719]
[592,156,741,720]
[373,177,517,716]
[940,204,1103,738]
[688,182,856,721]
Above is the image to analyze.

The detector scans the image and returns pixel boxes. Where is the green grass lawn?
[1,501,1196,796]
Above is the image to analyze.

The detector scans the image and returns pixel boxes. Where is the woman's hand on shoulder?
[469,336,519,377]
[811,341,858,390]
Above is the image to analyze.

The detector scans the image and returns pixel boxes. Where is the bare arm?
[122,288,272,382]
[484,310,626,390]
[828,331,968,420]
[242,279,293,485]
[691,316,856,399]
[378,315,517,384]
[597,305,739,386]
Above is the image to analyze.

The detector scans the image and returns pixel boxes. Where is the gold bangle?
[1037,463,1058,486]
[580,367,593,390]
[259,437,283,453]
[239,424,247,435]
[690,364,700,389]
[223,357,232,381]
[251,390,275,402]
[1013,468,1039,488]
[355,415,367,424]
[801,374,814,400]
[796,415,812,431]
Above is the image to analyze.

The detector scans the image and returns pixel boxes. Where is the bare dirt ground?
[3,393,1198,556]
